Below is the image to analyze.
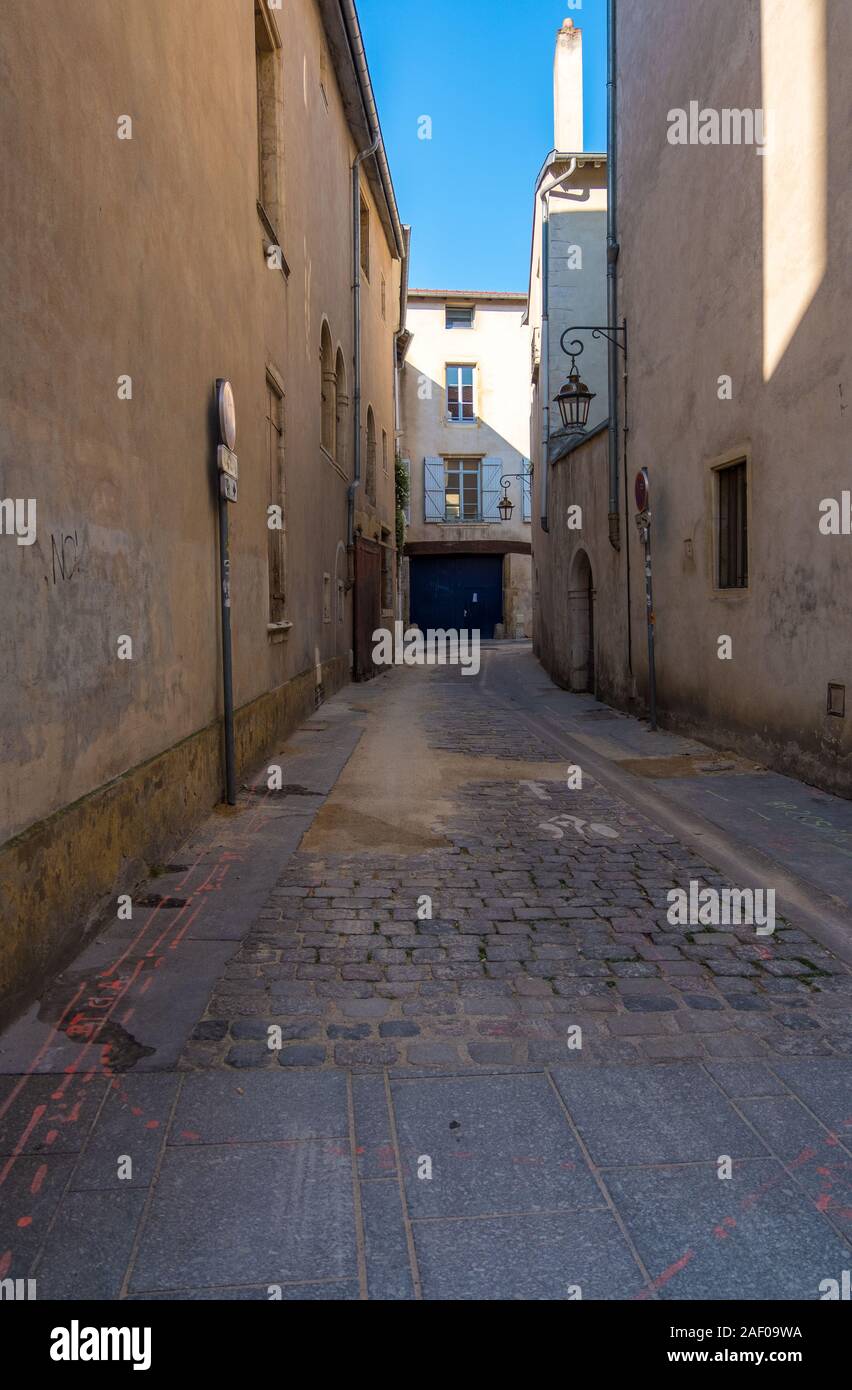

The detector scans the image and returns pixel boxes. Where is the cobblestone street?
[2,647,850,1300]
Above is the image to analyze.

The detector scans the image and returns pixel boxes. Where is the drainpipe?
[606,0,621,550]
[539,158,577,532]
[346,130,380,558]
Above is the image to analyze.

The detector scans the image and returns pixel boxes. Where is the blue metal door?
[410,554,504,639]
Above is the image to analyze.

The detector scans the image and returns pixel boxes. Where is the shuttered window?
[717,461,748,589]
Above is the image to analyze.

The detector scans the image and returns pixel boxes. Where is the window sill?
[320,446,349,482]
[257,202,291,279]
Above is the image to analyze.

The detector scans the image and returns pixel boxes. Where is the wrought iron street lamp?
[496,469,533,523]
[555,325,627,435]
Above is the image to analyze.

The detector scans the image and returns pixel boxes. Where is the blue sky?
[358,0,607,292]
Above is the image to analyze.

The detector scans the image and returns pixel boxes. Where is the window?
[446,304,474,330]
[254,1,283,230]
[445,458,481,521]
[382,429,389,474]
[335,349,348,471]
[425,456,502,523]
[323,573,332,623]
[381,275,387,320]
[359,194,370,281]
[717,460,748,589]
[446,365,475,422]
[522,460,532,522]
[320,323,336,456]
[366,407,377,503]
[266,375,286,624]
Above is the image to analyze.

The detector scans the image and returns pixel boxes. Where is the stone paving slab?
[411,1208,642,1300]
[603,1160,851,1300]
[129,1143,356,1293]
[360,1180,415,1300]
[550,1064,770,1165]
[170,1071,348,1144]
[390,1072,601,1217]
[34,1189,147,1301]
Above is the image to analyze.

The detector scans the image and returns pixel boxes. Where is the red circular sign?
[635,469,649,511]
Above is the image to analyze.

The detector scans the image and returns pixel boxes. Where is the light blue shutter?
[481,457,502,521]
[522,460,532,522]
[424,457,444,522]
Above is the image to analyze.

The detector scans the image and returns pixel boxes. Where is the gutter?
[539,158,577,532]
[336,0,406,260]
[347,128,381,556]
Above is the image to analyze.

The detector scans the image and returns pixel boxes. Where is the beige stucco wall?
[0,0,401,1005]
[615,0,851,794]
[534,428,631,704]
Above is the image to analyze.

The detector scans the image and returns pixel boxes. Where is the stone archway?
[568,549,595,693]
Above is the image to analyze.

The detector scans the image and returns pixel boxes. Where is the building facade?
[530,6,851,798]
[0,0,405,1020]
[400,290,533,639]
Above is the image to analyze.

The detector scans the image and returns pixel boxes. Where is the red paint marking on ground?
[145,1120,160,1130]
[0,981,87,1122]
[180,1131,201,1142]
[1,787,279,1272]
[635,1248,696,1299]
[102,844,209,978]
[816,1193,831,1212]
[53,957,145,1098]
[16,1217,31,1228]
[131,1107,144,1117]
[30,1164,48,1196]
[139,977,154,995]
[168,902,204,951]
[122,1008,135,1025]
[44,1130,58,1146]
[0,1252,11,1278]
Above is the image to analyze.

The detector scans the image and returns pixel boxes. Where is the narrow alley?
[2,646,850,1302]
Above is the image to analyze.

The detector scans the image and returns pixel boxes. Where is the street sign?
[217,445,239,480]
[220,473,237,503]
[216,379,236,451]
[635,467,650,512]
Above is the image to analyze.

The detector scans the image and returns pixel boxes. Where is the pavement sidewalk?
[1,647,850,1300]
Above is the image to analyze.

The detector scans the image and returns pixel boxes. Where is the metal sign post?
[634,468,658,731]
[216,380,238,805]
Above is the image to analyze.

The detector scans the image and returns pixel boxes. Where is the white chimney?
[554,18,583,152]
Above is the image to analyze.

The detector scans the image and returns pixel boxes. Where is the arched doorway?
[568,549,595,693]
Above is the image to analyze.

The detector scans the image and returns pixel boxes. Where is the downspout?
[346,130,380,557]
[606,0,621,549]
[539,158,577,532]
